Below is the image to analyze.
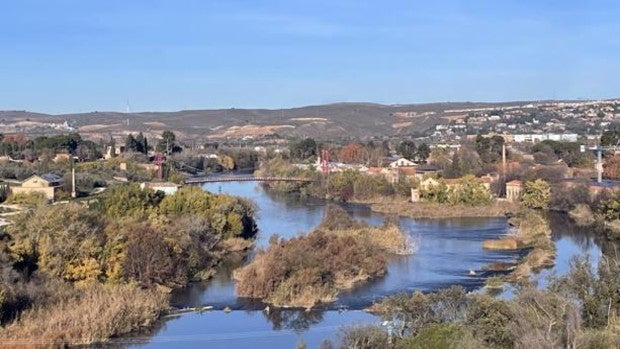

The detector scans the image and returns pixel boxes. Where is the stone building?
[505,180,523,203]
[11,173,64,201]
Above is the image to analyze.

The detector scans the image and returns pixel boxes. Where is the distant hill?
[0,100,601,141]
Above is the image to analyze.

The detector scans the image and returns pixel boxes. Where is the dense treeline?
[0,184,256,346]
[531,140,593,167]
[171,148,261,175]
[256,157,415,202]
[0,133,102,161]
[289,137,430,166]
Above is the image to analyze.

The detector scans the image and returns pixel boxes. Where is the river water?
[119,181,602,349]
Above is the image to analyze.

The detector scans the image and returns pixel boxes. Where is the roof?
[39,173,63,183]
[415,164,440,172]
[506,180,523,185]
[585,180,620,189]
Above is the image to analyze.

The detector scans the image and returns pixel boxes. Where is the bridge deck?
[185,176,315,184]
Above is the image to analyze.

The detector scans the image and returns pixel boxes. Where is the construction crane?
[581,144,620,183]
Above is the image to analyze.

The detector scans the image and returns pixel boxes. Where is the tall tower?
[320,149,330,175]
[154,153,164,181]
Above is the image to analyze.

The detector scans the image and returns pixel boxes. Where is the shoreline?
[360,198,517,219]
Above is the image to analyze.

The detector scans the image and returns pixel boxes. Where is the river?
[116,181,602,349]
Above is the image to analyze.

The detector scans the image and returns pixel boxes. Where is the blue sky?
[1,0,619,113]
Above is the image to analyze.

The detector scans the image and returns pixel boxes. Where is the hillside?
[0,100,598,142]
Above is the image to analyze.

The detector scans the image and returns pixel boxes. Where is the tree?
[429,148,452,171]
[600,130,620,146]
[122,223,176,287]
[475,135,504,164]
[94,183,165,220]
[444,152,467,178]
[340,143,365,164]
[125,134,138,152]
[416,143,431,163]
[521,179,551,209]
[156,130,180,154]
[449,175,492,205]
[397,140,416,160]
[420,179,450,203]
[326,170,358,202]
[290,138,317,160]
[603,154,620,180]
[75,141,102,161]
[532,140,592,168]
[135,132,148,154]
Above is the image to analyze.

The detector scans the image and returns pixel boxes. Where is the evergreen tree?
[141,133,148,153]
[125,134,140,152]
[156,130,180,154]
[397,140,416,160]
[135,132,148,154]
[416,143,431,163]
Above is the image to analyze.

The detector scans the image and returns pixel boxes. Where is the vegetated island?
[482,209,555,284]
[0,185,257,347]
[234,205,413,309]
[367,198,516,219]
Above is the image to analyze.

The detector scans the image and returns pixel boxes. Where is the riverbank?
[481,209,555,284]
[0,283,169,348]
[363,198,517,219]
[120,180,608,349]
[0,185,258,348]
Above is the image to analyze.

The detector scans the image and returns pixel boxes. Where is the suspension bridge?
[184,176,316,184]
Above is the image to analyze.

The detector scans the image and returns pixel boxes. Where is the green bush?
[521,179,551,209]
[399,323,476,349]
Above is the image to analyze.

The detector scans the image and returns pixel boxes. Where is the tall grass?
[0,283,169,348]
[371,200,516,219]
[234,206,413,308]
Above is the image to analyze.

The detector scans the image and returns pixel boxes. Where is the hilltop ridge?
[0,98,616,141]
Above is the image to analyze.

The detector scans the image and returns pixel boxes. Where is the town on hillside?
[1,121,620,208]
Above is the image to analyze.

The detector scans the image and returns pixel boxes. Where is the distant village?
[0,98,620,212]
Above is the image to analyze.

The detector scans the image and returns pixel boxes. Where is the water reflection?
[263,308,325,332]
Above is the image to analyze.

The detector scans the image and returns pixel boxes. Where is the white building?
[140,182,180,195]
[513,133,578,143]
[389,158,416,168]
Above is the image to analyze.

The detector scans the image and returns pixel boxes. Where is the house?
[104,145,126,160]
[389,158,416,168]
[413,164,441,180]
[410,188,421,202]
[140,182,180,195]
[11,173,64,201]
[506,180,523,203]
